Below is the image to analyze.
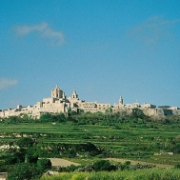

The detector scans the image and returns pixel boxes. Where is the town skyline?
[1,84,179,119]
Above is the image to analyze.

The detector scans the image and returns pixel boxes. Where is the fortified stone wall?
[0,85,179,119]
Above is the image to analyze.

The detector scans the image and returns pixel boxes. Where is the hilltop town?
[0,85,180,119]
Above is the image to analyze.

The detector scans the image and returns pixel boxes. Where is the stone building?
[0,85,180,119]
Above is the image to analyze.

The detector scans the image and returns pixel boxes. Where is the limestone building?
[0,85,180,119]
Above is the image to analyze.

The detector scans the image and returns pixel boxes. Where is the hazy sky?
[0,0,180,109]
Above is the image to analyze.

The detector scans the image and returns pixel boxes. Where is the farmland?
[1,111,180,179]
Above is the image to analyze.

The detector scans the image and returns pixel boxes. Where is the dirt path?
[106,158,173,169]
[0,172,7,180]
[48,158,80,167]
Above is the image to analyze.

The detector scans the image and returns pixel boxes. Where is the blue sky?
[0,0,180,109]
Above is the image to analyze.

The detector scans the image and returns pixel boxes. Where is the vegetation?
[0,110,180,179]
[37,159,52,171]
[7,163,42,180]
[40,169,180,180]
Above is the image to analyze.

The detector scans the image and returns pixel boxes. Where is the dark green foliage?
[59,164,78,172]
[174,163,180,169]
[13,151,25,163]
[55,142,101,158]
[6,116,20,124]
[56,113,66,123]
[68,108,78,116]
[7,163,42,180]
[173,143,180,153]
[40,113,56,122]
[93,160,117,171]
[5,157,18,165]
[3,115,34,124]
[131,108,146,119]
[37,159,51,171]
[17,137,34,148]
[1,151,25,167]
[40,113,67,123]
[25,149,38,163]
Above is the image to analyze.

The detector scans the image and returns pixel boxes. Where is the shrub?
[37,159,52,171]
[174,163,180,169]
[7,163,41,180]
[93,160,117,171]
[17,137,34,148]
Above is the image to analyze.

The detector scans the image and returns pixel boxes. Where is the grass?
[1,121,180,165]
[40,168,180,180]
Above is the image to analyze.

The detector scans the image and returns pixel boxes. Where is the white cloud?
[0,78,18,90]
[15,22,64,45]
[127,16,180,43]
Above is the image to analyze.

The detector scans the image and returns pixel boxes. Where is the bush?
[37,159,52,171]
[25,147,39,163]
[93,160,117,171]
[174,163,180,169]
[59,164,78,172]
[17,137,34,148]
[7,163,42,180]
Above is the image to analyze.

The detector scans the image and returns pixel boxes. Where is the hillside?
[1,111,180,179]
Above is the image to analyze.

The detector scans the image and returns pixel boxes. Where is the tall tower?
[72,90,78,99]
[119,96,123,105]
[62,92,66,99]
[51,85,63,99]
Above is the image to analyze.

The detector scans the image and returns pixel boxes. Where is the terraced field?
[1,120,180,165]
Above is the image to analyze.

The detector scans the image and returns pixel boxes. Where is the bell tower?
[51,85,63,99]
[119,96,123,105]
[72,90,78,99]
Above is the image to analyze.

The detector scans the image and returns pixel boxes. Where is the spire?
[55,85,60,89]
[119,96,123,104]
[72,90,78,99]
[62,91,66,99]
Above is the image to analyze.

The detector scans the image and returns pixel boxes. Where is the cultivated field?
[48,158,79,167]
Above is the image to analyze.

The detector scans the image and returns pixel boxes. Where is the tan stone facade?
[0,85,180,119]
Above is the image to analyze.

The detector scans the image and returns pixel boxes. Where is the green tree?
[40,113,54,122]
[7,163,41,180]
[132,108,146,119]
[93,160,116,171]
[17,137,34,148]
[37,159,51,171]
[25,147,38,163]
[56,113,66,123]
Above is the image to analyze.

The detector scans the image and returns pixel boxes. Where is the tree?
[40,113,54,122]
[56,113,66,123]
[132,108,146,119]
[93,160,116,171]
[37,159,51,171]
[25,147,38,163]
[17,137,34,148]
[7,163,41,180]
[68,108,77,116]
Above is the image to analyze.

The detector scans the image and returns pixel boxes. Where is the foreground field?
[1,113,180,179]
[40,168,180,180]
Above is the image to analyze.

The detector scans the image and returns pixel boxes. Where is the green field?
[1,115,180,165]
[1,113,180,179]
[40,169,180,180]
